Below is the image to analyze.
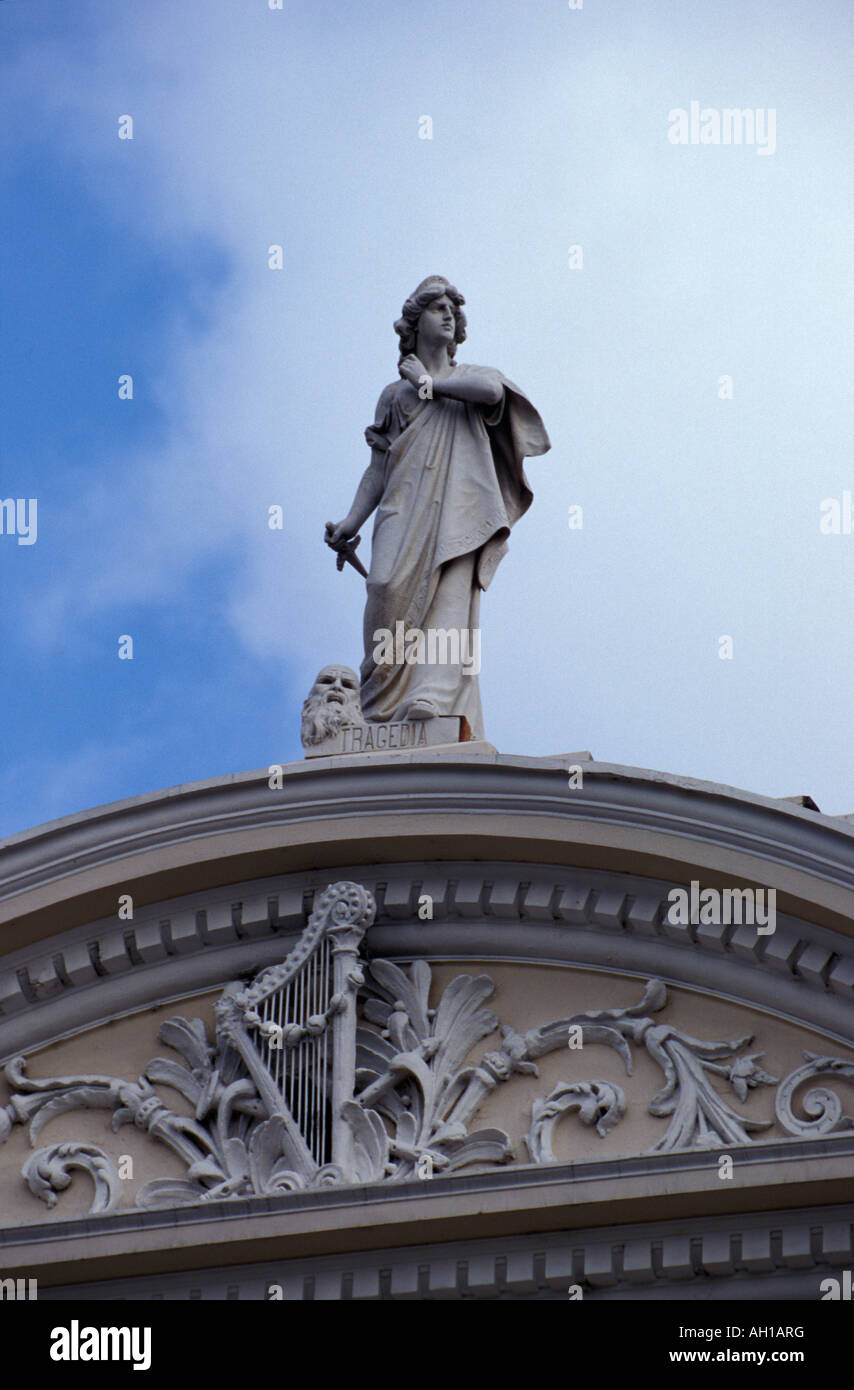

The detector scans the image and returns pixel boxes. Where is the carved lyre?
[215,882,375,1181]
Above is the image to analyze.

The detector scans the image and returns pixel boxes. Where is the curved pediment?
[3,750,854,952]
[2,752,853,1298]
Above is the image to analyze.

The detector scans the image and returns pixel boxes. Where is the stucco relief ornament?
[0,882,846,1216]
[0,882,379,1212]
[525,1082,627,1164]
[504,979,779,1156]
[353,959,514,1179]
[775,1052,854,1137]
[21,1142,122,1214]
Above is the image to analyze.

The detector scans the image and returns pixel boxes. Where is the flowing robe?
[360,363,550,738]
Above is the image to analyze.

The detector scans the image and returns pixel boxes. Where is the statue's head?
[301,665,365,746]
[394,276,467,365]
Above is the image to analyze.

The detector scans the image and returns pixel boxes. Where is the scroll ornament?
[0,883,850,1216]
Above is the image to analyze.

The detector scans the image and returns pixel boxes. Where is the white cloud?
[5,0,854,810]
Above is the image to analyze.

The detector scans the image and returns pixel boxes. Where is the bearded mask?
[301,665,365,747]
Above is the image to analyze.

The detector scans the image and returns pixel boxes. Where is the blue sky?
[1,0,853,837]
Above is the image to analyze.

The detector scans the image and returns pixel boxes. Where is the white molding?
[2,861,854,1060]
[13,1186,854,1300]
[3,754,854,943]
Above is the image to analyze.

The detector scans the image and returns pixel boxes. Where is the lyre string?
[252,929,336,1165]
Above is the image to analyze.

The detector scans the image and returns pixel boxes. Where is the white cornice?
[2,753,854,954]
[1,860,854,1059]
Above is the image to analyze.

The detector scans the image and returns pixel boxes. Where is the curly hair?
[394,275,467,365]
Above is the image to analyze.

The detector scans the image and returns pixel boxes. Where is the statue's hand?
[398,354,427,388]
[325,520,353,548]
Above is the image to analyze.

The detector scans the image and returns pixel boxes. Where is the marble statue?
[325,276,550,741]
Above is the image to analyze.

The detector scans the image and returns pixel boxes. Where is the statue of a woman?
[325,276,550,741]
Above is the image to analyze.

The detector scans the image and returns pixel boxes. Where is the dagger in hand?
[324,521,369,579]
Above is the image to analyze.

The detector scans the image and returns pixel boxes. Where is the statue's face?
[417,294,456,349]
[311,665,360,707]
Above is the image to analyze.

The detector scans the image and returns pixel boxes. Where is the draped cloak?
[360,364,550,737]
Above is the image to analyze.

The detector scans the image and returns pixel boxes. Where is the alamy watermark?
[50,1321,151,1371]
[0,498,38,545]
[666,881,776,934]
[372,622,481,676]
[0,1276,37,1300]
[668,103,776,156]
[819,493,854,534]
[820,1271,854,1299]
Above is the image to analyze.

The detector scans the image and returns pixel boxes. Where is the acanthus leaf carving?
[354,958,514,1178]
[775,1051,854,1137]
[1,882,850,1216]
[525,1081,627,1163]
[22,1142,122,1214]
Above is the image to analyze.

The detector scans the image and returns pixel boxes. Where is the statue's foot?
[403,699,439,721]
